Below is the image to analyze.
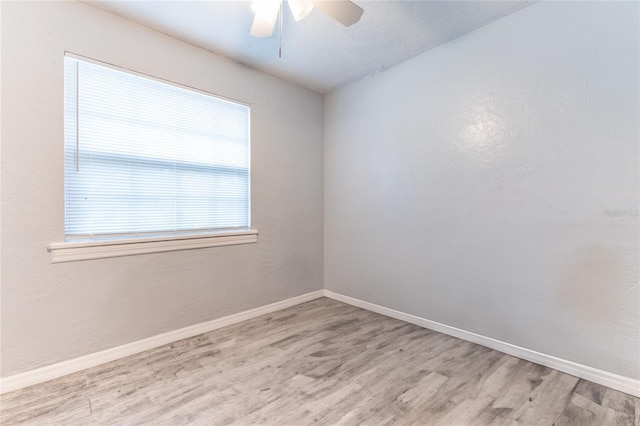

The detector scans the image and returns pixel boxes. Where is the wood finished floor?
[1,298,638,425]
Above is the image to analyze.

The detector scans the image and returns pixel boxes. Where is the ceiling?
[87,1,535,94]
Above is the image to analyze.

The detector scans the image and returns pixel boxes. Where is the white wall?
[325,1,639,379]
[1,1,324,377]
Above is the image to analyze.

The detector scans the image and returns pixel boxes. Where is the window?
[50,54,256,262]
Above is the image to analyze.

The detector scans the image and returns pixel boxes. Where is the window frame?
[50,53,257,262]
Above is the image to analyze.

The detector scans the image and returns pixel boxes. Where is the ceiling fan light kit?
[250,0,364,38]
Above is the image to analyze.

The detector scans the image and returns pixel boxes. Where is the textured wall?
[325,1,639,378]
[1,1,323,377]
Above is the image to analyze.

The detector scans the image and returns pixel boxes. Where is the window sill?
[48,230,258,263]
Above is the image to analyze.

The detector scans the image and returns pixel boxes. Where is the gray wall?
[324,1,639,379]
[1,1,324,377]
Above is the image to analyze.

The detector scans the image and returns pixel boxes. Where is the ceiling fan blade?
[250,14,278,37]
[250,0,280,38]
[288,0,314,21]
[311,0,363,27]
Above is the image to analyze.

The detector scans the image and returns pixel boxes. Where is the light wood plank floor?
[1,298,638,425]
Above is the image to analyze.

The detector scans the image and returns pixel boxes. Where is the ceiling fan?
[250,0,364,38]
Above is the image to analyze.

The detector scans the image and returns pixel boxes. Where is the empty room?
[1,0,638,424]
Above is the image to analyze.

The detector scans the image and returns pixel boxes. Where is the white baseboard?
[323,290,640,398]
[0,290,324,394]
[3,289,638,398]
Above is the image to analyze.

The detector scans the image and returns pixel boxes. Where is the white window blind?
[64,54,250,241]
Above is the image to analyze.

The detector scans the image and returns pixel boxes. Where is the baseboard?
[323,290,640,398]
[0,290,324,394]
[3,289,638,398]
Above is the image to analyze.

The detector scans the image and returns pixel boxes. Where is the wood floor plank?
[1,298,637,425]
